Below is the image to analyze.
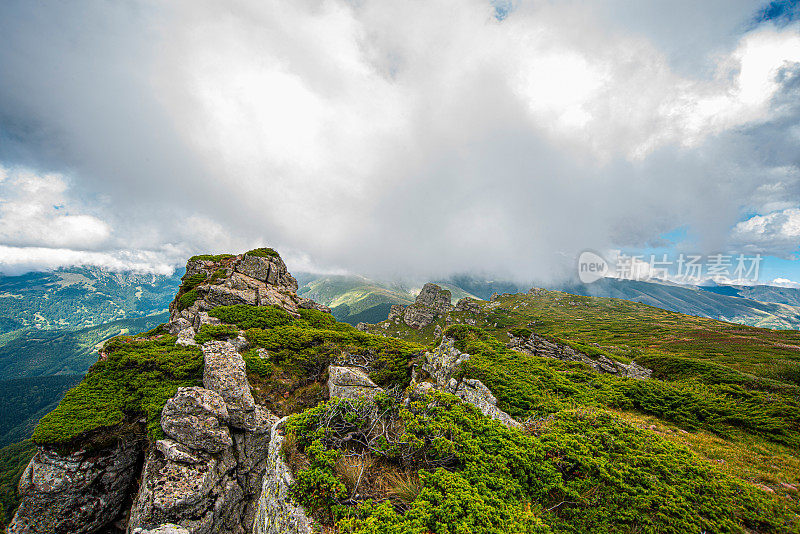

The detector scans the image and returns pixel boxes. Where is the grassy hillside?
[360,288,800,509]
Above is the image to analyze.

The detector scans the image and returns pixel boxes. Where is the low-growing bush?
[177,289,198,311]
[32,335,203,447]
[245,247,280,258]
[194,324,239,344]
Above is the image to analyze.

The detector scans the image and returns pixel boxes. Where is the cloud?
[0,1,799,281]
[731,208,800,257]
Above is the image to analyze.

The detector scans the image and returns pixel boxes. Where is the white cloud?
[0,1,798,279]
[770,277,800,287]
[731,208,800,257]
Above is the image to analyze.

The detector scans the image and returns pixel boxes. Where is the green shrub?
[243,349,274,377]
[287,395,791,533]
[188,253,235,262]
[179,272,207,292]
[509,327,532,338]
[194,324,239,345]
[32,335,203,447]
[177,289,198,311]
[245,247,280,258]
[209,304,295,330]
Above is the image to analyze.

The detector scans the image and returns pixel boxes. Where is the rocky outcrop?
[160,387,232,453]
[327,365,383,400]
[416,337,522,429]
[8,437,145,534]
[507,333,651,379]
[400,283,453,329]
[202,342,255,428]
[169,249,330,331]
[252,418,315,534]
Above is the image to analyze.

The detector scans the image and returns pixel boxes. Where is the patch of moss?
[194,324,239,345]
[32,335,203,447]
[177,289,198,311]
[188,253,235,262]
[245,247,280,258]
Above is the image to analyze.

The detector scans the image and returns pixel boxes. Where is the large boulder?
[161,387,232,453]
[202,341,256,428]
[8,437,144,534]
[327,366,383,400]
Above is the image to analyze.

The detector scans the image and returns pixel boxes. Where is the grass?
[245,247,280,258]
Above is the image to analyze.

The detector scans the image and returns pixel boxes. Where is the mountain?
[296,272,800,330]
[0,266,181,332]
[5,249,798,533]
[295,273,477,325]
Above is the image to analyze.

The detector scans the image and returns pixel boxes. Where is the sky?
[0,0,799,285]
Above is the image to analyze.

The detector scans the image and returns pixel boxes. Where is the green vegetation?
[243,349,273,377]
[209,304,296,330]
[245,247,280,258]
[194,324,239,344]
[285,395,794,533]
[32,335,203,448]
[447,324,800,449]
[179,272,207,292]
[188,253,235,262]
[0,440,35,529]
[177,289,198,311]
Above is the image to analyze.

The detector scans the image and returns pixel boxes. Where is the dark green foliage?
[243,349,273,377]
[287,396,791,533]
[0,440,35,529]
[179,272,207,293]
[177,289,198,311]
[245,247,280,258]
[245,324,422,388]
[509,327,532,338]
[32,335,203,447]
[188,253,235,262]
[446,325,800,449]
[194,324,239,345]
[209,304,295,330]
[0,375,82,447]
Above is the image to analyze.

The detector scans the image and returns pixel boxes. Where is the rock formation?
[393,283,453,329]
[414,337,522,430]
[507,332,651,379]
[327,365,383,400]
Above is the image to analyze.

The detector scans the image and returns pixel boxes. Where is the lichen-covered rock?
[8,437,144,534]
[402,283,453,329]
[507,333,652,379]
[455,379,523,430]
[388,304,405,321]
[252,418,315,534]
[161,387,232,453]
[327,365,382,400]
[418,337,521,430]
[202,341,255,428]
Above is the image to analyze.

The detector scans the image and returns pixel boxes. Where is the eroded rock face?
[202,342,255,428]
[507,333,652,379]
[252,418,315,534]
[327,365,382,400]
[160,387,232,453]
[168,250,330,331]
[8,437,144,534]
[454,379,522,430]
[402,283,453,329]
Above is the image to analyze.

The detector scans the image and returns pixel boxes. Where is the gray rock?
[388,304,405,321]
[252,418,315,534]
[402,283,453,329]
[455,379,523,430]
[327,366,382,400]
[161,387,232,453]
[421,338,470,387]
[156,439,206,465]
[166,318,193,336]
[176,327,197,346]
[8,438,144,534]
[202,342,256,428]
